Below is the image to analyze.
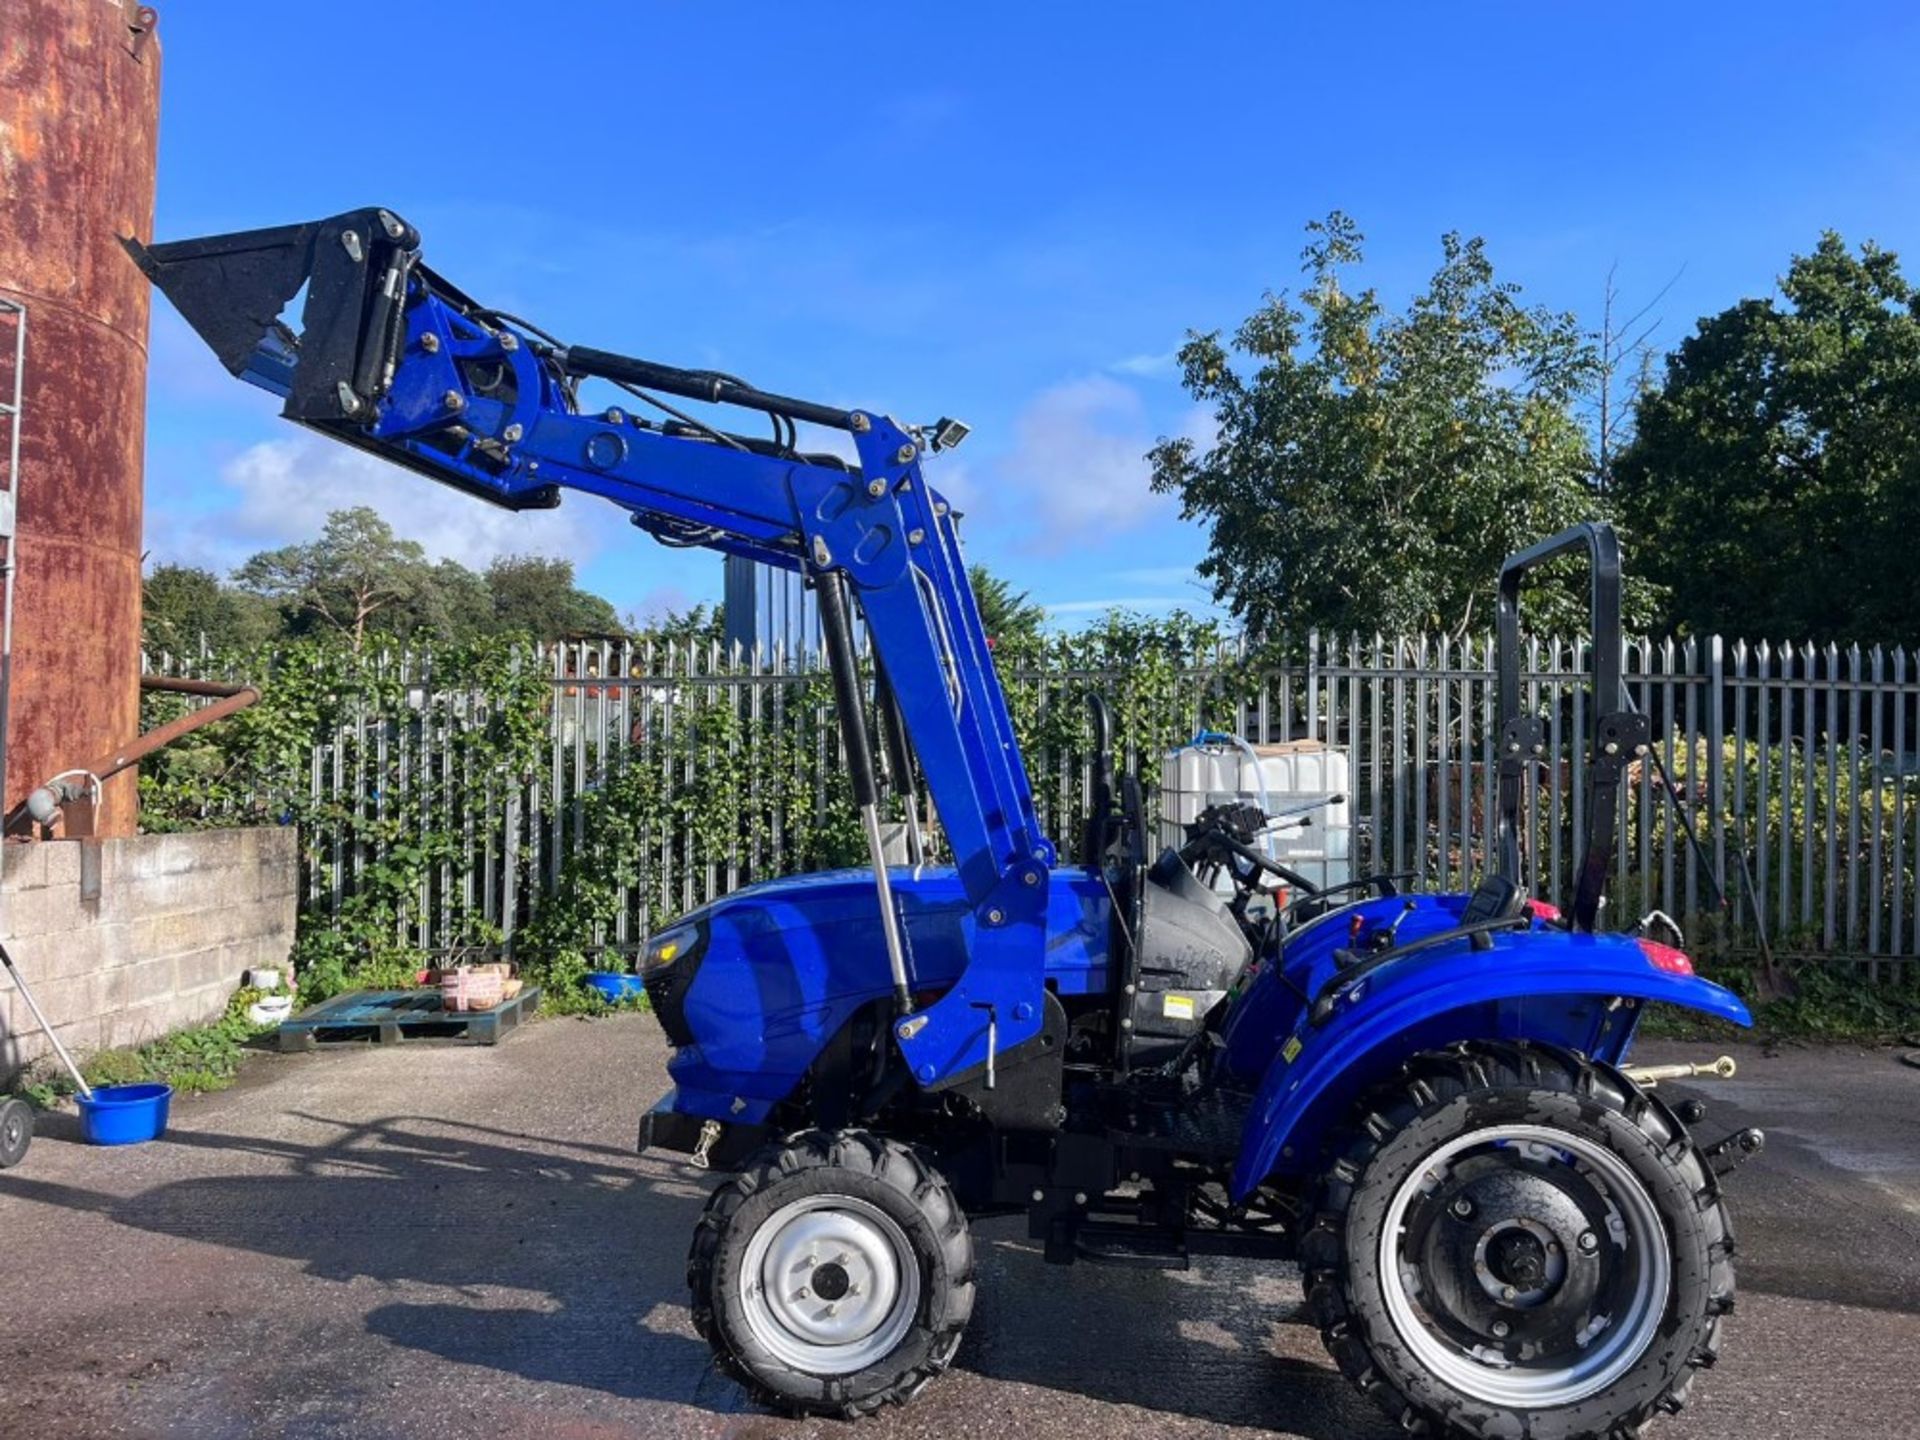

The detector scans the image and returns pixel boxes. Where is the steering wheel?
[1179,821,1321,895]
[1273,872,1415,928]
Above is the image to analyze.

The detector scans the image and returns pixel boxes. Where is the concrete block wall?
[0,828,298,1080]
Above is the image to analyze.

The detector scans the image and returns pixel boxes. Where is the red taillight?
[1525,898,1563,923]
[1637,938,1693,976]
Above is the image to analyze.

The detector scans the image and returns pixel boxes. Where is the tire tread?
[1304,1041,1735,1440]
[687,1127,973,1420]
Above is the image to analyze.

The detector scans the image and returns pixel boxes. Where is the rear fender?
[1227,934,1750,1201]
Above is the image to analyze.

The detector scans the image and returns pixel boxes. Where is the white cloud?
[1110,350,1178,377]
[1044,596,1205,615]
[997,375,1173,551]
[1115,564,1204,587]
[151,434,614,577]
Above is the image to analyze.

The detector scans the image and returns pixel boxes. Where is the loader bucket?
[122,207,421,423]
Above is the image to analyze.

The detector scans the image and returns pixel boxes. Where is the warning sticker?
[1162,993,1197,1021]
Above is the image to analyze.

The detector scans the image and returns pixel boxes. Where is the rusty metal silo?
[0,0,161,836]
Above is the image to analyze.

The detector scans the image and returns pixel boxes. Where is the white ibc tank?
[1158,738,1352,893]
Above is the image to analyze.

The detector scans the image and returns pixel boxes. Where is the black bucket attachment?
[122,207,421,426]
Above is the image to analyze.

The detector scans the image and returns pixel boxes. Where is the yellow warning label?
[1162,993,1196,1021]
[1281,1035,1303,1063]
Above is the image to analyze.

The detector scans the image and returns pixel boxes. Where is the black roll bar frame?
[1493,522,1649,933]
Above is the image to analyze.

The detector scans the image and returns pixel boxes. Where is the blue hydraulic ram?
[132,209,1765,1439]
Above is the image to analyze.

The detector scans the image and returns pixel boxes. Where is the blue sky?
[142,2,1920,627]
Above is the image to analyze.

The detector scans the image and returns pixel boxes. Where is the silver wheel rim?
[1378,1123,1671,1409]
[737,1194,921,1375]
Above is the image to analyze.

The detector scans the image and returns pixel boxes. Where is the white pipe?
[1217,732,1277,862]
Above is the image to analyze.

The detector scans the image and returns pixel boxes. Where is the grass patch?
[539,984,652,1019]
[16,987,280,1109]
[1646,959,1920,1045]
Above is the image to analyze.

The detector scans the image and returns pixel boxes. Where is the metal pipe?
[5,684,259,834]
[138,673,252,698]
[817,570,913,1013]
[0,941,92,1098]
[874,659,925,866]
[0,300,25,823]
[85,684,260,782]
[560,345,855,432]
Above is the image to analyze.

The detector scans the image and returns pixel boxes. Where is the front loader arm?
[128,206,1050,1085]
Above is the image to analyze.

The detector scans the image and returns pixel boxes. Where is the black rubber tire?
[1302,1041,1735,1440]
[0,1096,32,1169]
[687,1129,974,1418]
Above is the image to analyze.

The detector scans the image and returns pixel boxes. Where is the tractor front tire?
[688,1129,974,1418]
[0,1096,31,1169]
[1303,1041,1734,1439]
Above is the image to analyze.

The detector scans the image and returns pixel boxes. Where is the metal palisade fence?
[142,632,1920,979]
[1237,633,1920,978]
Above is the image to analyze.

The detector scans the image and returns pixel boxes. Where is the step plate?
[1104,1088,1251,1161]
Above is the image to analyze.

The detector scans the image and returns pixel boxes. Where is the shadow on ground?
[0,1113,1394,1436]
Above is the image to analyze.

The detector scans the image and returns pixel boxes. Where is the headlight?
[638,920,707,1049]
[640,923,701,976]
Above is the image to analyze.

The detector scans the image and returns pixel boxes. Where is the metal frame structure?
[1493,521,1649,930]
[0,296,26,817]
[128,208,1051,1087]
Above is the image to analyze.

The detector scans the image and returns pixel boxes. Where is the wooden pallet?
[277,986,540,1051]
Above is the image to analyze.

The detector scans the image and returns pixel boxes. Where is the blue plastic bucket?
[584,971,645,1004]
[76,1082,173,1146]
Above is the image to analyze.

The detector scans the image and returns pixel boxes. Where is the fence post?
[1306,628,1321,744]
[165,618,1920,980]
[502,790,521,948]
[1707,635,1726,937]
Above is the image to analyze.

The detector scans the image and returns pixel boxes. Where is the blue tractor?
[135,209,1764,1439]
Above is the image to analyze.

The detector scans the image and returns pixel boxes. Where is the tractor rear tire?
[1302,1040,1734,1439]
[687,1129,974,1418]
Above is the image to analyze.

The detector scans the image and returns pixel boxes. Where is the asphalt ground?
[1,1016,1916,1440]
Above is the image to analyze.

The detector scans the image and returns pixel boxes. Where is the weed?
[15,986,280,1108]
[1647,958,1920,1044]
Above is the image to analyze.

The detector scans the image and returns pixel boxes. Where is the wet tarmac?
[1,1016,1915,1439]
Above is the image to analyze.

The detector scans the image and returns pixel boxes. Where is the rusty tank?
[0,0,161,836]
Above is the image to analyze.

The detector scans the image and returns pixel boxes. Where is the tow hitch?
[1617,1054,1764,1176]
[1703,1126,1767,1178]
[1620,1053,1739,1086]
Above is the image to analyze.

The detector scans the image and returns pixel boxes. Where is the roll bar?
[1493,522,1647,932]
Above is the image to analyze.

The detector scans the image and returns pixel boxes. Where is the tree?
[1615,233,1920,643]
[484,554,623,639]
[634,601,724,646]
[143,563,274,654]
[1588,263,1683,490]
[233,507,432,650]
[1149,214,1638,639]
[416,559,495,645]
[968,563,1047,647]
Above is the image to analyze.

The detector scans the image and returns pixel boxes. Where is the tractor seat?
[1459,872,1528,927]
